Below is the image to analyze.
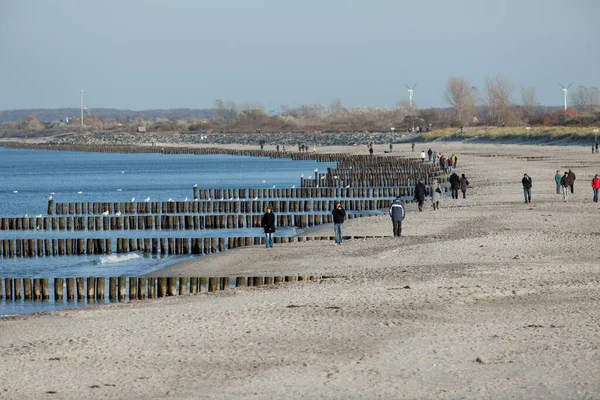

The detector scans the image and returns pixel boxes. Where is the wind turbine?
[559,83,573,111]
[404,83,417,111]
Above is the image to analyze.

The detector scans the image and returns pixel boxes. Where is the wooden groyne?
[47,187,429,216]
[0,210,375,232]
[0,274,342,302]
[0,234,388,258]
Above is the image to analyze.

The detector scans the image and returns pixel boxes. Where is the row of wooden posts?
[0,234,388,258]
[0,210,375,232]
[47,196,402,216]
[6,142,445,200]
[0,274,335,302]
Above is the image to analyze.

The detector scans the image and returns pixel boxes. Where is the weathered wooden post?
[66,278,75,301]
[179,277,188,295]
[129,277,137,300]
[117,276,126,300]
[76,277,85,301]
[137,278,146,300]
[109,277,117,301]
[24,278,32,300]
[96,277,105,301]
[208,277,218,292]
[86,277,95,301]
[41,279,50,300]
[157,277,167,297]
[167,277,177,296]
[33,278,42,300]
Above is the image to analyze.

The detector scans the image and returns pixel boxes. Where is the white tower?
[80,89,84,127]
[404,83,417,111]
[559,83,572,111]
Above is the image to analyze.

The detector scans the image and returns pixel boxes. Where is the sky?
[0,0,598,111]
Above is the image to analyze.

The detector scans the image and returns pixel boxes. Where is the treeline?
[0,108,211,124]
[1,77,599,137]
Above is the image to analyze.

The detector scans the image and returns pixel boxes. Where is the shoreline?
[1,142,599,398]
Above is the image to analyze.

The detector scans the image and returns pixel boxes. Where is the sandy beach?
[1,142,599,399]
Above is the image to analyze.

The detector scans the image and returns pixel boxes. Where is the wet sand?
[1,142,599,399]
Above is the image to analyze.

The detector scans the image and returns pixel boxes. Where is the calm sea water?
[0,147,336,315]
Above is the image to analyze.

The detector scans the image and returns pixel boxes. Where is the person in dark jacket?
[568,169,576,194]
[449,172,460,199]
[460,174,470,199]
[414,179,426,211]
[522,173,532,203]
[427,148,433,162]
[561,171,570,202]
[331,202,346,245]
[389,196,406,237]
[261,206,276,248]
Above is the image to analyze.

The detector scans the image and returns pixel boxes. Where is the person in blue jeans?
[331,202,346,245]
[261,206,275,248]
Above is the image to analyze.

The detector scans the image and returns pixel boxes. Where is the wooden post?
[33,278,41,300]
[87,277,96,301]
[14,278,22,301]
[157,277,167,297]
[137,277,146,300]
[179,277,188,295]
[118,277,127,300]
[129,277,137,300]
[167,277,177,296]
[220,277,230,291]
[76,277,85,301]
[147,277,156,299]
[199,277,207,293]
[235,276,246,288]
[41,278,50,300]
[96,277,105,301]
[109,277,117,301]
[190,277,198,294]
[24,278,32,300]
[66,278,75,301]
[208,277,218,292]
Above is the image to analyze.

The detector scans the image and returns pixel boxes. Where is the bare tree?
[444,77,476,125]
[520,87,539,117]
[212,100,238,123]
[483,75,514,125]
[571,86,600,113]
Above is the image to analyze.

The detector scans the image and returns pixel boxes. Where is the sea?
[0,147,337,316]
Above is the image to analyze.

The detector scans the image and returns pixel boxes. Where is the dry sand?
[1,142,599,399]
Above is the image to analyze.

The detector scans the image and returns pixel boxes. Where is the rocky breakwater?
[48,131,412,147]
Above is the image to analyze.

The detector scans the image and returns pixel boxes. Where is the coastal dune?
[1,143,599,399]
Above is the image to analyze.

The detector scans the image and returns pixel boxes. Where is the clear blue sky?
[1,0,598,111]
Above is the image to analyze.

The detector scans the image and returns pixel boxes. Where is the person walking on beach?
[389,143,393,153]
[451,154,457,167]
[554,170,562,194]
[261,206,276,248]
[449,171,460,199]
[414,178,426,211]
[332,202,346,245]
[420,150,426,162]
[427,148,433,162]
[568,169,576,194]
[592,174,600,203]
[431,178,442,210]
[389,196,406,236]
[411,142,415,152]
[561,171,570,202]
[522,173,532,203]
[460,174,470,199]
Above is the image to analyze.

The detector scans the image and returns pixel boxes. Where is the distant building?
[137,126,147,133]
